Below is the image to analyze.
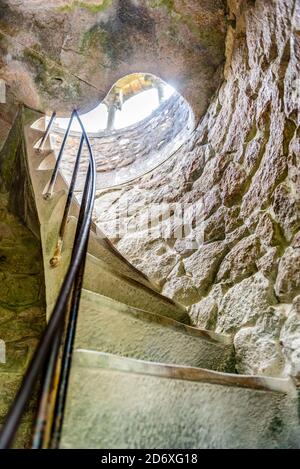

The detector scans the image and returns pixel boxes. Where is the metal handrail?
[36,111,56,153]
[50,134,85,268]
[44,110,77,200]
[0,110,96,449]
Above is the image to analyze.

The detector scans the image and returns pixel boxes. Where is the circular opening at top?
[55,73,176,134]
[37,73,194,189]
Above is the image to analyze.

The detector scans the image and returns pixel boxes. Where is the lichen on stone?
[23,48,80,101]
[58,0,113,14]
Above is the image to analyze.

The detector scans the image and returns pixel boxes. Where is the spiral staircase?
[0,107,299,449]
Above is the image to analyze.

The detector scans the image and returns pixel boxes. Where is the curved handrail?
[50,134,85,267]
[0,110,96,449]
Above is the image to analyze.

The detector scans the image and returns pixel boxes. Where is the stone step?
[74,289,233,371]
[83,255,189,323]
[69,217,158,291]
[60,351,299,449]
[38,211,187,322]
[29,116,47,132]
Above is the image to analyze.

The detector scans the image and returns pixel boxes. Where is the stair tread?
[75,289,233,370]
[60,351,299,449]
[66,216,158,290]
[83,254,189,323]
[80,289,230,343]
[71,349,296,394]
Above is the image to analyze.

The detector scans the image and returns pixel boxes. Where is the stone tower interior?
[0,0,299,450]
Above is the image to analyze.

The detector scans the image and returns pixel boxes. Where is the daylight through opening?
[38,73,194,189]
[55,74,176,133]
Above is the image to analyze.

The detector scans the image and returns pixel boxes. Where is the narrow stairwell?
[0,108,299,449]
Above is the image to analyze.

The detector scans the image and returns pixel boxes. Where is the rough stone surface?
[275,246,300,303]
[0,0,227,118]
[0,195,45,448]
[216,235,261,285]
[93,0,300,378]
[233,308,286,376]
[189,295,218,330]
[216,273,278,334]
[0,85,18,152]
[0,116,46,447]
[280,296,300,383]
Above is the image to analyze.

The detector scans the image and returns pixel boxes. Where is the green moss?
[23,48,80,100]
[150,0,225,59]
[245,123,258,143]
[149,0,175,13]
[80,23,126,67]
[0,113,22,193]
[283,118,296,156]
[23,48,51,84]
[58,0,112,14]
[194,27,226,53]
[80,25,109,52]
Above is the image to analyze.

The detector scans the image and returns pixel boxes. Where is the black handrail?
[35,125,94,449]
[44,110,76,200]
[36,111,56,153]
[49,113,96,447]
[50,134,85,267]
[50,221,89,447]
[31,332,63,449]
[0,110,96,449]
[33,131,87,449]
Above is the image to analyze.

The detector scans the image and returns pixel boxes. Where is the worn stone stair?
[20,109,300,449]
[74,289,234,371]
[60,351,299,449]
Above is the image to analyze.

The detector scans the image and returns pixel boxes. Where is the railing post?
[44,110,76,200]
[36,111,56,153]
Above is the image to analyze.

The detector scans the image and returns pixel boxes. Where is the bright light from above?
[54,83,175,134]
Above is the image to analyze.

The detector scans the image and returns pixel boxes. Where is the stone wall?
[0,83,18,152]
[0,0,226,119]
[0,107,46,447]
[94,0,300,381]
